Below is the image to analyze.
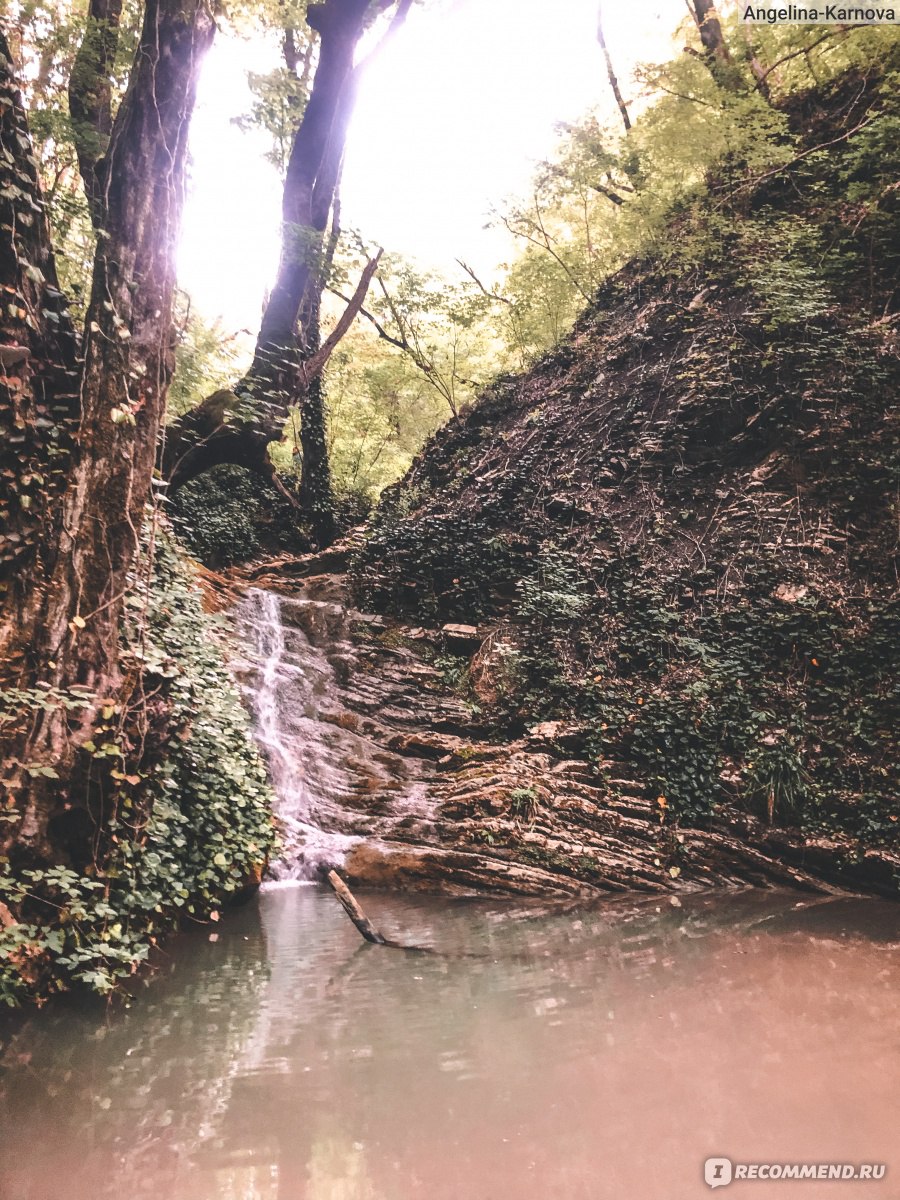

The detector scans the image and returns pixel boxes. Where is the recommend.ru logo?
[704,1157,887,1187]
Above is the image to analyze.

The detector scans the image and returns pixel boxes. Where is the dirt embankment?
[339,65,899,896]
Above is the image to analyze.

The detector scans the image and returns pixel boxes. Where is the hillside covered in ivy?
[353,54,900,882]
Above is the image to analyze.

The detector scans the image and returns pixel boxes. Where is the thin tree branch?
[754,30,839,91]
[597,3,631,131]
[545,159,628,206]
[301,250,382,384]
[592,182,625,205]
[505,194,593,302]
[374,276,456,411]
[715,109,877,199]
[326,285,409,351]
[456,258,514,305]
[653,75,718,108]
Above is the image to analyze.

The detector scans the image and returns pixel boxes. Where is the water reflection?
[1,889,897,1199]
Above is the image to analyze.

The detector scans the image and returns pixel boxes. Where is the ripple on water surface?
[0,888,898,1200]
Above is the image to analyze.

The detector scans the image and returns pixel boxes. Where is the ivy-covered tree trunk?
[0,0,215,859]
[0,31,82,678]
[68,0,124,225]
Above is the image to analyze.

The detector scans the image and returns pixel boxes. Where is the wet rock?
[342,841,596,897]
[351,611,386,627]
[441,623,481,647]
[527,721,587,749]
[232,582,896,899]
[528,720,566,740]
[386,731,464,760]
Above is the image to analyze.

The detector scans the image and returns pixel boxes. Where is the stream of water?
[232,588,438,883]
[1,591,897,1199]
[234,588,365,879]
[1,888,898,1199]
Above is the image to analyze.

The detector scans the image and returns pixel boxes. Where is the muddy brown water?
[1,886,897,1200]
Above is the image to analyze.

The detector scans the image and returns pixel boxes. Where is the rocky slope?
[341,64,899,894]
[221,560,894,898]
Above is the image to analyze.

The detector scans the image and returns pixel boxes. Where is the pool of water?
[1,887,897,1200]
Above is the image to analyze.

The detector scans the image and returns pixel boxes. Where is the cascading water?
[234,589,364,880]
[233,587,434,882]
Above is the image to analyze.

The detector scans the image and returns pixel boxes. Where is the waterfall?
[233,588,365,881]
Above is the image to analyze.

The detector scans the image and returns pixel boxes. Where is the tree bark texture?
[0,30,82,680]
[68,0,124,225]
[0,0,215,857]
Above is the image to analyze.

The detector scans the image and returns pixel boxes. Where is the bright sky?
[177,0,688,332]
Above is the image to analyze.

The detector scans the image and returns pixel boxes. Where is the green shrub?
[171,464,310,567]
[0,533,277,1006]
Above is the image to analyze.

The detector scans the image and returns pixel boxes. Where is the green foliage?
[433,650,470,692]
[354,44,900,853]
[353,253,497,417]
[357,503,527,621]
[747,735,807,823]
[516,550,591,625]
[168,302,244,418]
[235,64,311,175]
[6,0,143,322]
[491,23,900,363]
[405,532,899,839]
[171,464,310,566]
[210,15,900,520]
[320,321,447,503]
[628,690,726,826]
[743,216,834,328]
[0,533,277,1007]
[509,786,539,824]
[228,0,316,174]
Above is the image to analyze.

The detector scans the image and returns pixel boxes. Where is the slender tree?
[596,4,630,132]
[0,0,215,858]
[164,0,413,546]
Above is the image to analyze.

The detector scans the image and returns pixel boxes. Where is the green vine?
[0,533,277,1007]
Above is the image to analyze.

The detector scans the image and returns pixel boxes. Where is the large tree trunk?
[0,0,215,858]
[0,31,82,680]
[255,0,369,354]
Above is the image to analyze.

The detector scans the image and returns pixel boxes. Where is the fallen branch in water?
[326,870,450,955]
[327,869,388,945]
[325,869,570,960]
